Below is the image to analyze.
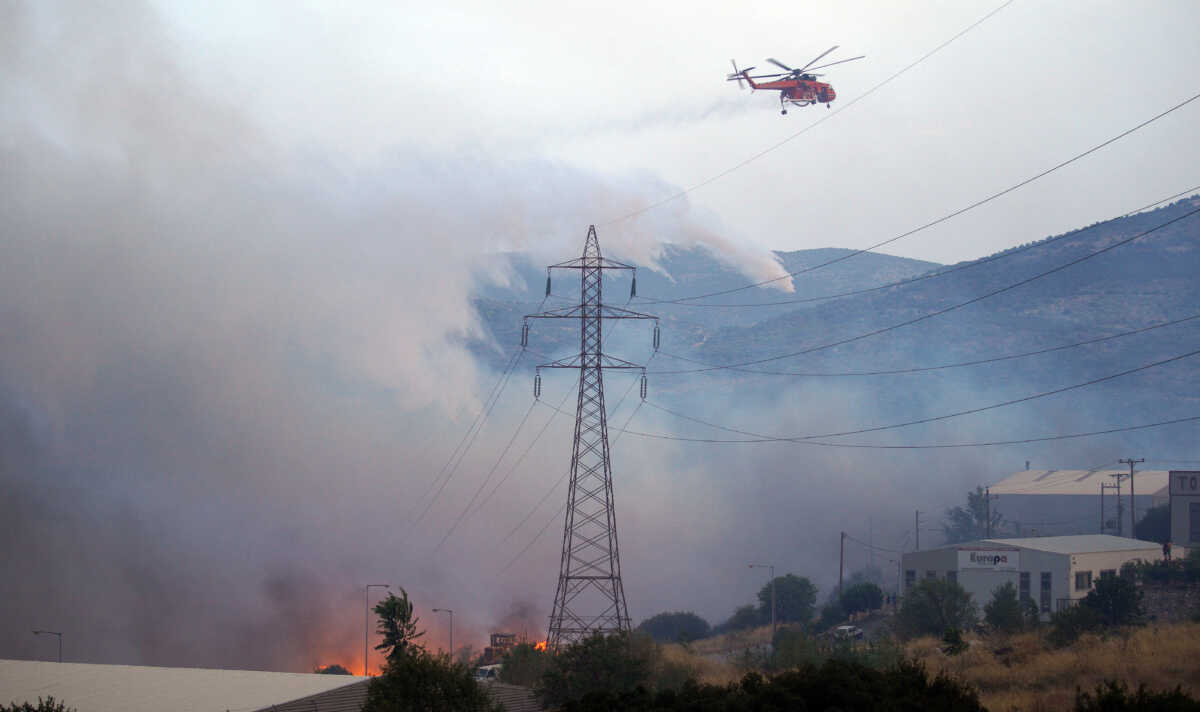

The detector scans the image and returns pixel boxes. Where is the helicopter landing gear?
[781,109,787,115]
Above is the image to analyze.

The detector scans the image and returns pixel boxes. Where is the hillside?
[469,196,1200,440]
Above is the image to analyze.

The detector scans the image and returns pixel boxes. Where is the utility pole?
[1100,483,1118,534]
[526,226,658,650]
[1110,473,1125,537]
[985,487,991,538]
[749,563,776,636]
[915,510,920,551]
[1119,458,1144,539]
[839,531,846,597]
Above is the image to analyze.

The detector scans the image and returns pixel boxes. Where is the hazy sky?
[2,0,1198,673]
[156,0,1200,265]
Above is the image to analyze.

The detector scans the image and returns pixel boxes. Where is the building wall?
[1170,471,1200,547]
[994,493,1159,537]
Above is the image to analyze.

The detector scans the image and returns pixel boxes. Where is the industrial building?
[1170,470,1200,548]
[0,659,542,712]
[989,468,1171,536]
[900,534,1161,621]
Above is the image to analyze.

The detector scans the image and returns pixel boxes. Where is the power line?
[504,396,647,570]
[434,396,540,551]
[405,346,523,523]
[843,531,903,555]
[600,0,1016,228]
[646,206,1200,374]
[620,413,1200,450]
[637,91,1200,305]
[637,186,1200,309]
[652,312,1200,377]
[646,344,1200,442]
[410,348,525,530]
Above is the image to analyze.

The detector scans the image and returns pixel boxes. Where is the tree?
[1083,573,1143,627]
[373,588,424,666]
[364,651,499,712]
[717,604,764,633]
[896,578,978,638]
[315,663,352,674]
[1134,504,1170,544]
[983,582,1024,634]
[3,699,73,712]
[759,574,818,624]
[364,587,498,712]
[839,582,884,616]
[538,631,653,707]
[636,611,710,643]
[942,486,1003,544]
[499,643,551,687]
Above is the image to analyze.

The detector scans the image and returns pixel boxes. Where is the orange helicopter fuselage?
[743,73,836,106]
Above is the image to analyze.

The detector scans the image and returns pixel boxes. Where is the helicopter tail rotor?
[727,60,755,89]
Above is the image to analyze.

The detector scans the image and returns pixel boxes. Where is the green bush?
[1074,680,1200,711]
[538,631,654,707]
[840,581,885,616]
[3,698,73,712]
[556,659,985,711]
[498,642,550,687]
[1048,603,1104,647]
[364,651,499,712]
[984,581,1025,634]
[896,578,978,639]
[635,610,710,643]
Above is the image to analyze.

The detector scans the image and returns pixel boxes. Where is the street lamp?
[33,630,62,663]
[365,584,390,676]
[432,608,454,660]
[748,563,776,636]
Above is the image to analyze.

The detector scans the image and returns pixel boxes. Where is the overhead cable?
[648,206,1200,374]
[600,0,1016,229]
[652,312,1200,377]
[640,185,1200,309]
[638,91,1200,305]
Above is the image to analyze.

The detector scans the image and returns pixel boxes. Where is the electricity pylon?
[523,225,658,650]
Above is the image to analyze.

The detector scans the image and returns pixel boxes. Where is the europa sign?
[958,549,1019,571]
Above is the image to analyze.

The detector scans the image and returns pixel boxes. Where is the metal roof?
[910,534,1162,556]
[0,659,368,712]
[989,469,1170,496]
[980,534,1162,555]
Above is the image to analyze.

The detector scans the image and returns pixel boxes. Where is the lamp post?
[432,608,454,660]
[748,563,775,636]
[33,630,62,663]
[365,584,390,676]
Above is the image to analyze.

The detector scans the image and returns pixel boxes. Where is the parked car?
[834,625,864,640]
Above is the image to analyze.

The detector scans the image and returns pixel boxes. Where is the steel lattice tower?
[523,225,658,650]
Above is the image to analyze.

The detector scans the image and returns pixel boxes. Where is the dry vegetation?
[908,622,1200,711]
[654,621,1200,710]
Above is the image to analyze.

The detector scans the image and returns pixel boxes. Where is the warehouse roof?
[0,659,368,712]
[989,469,1170,496]
[980,534,1161,555]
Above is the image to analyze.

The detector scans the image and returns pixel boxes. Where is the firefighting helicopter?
[727,46,864,114]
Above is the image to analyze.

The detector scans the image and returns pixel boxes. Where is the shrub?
[1048,603,1104,647]
[498,642,551,687]
[538,631,654,707]
[840,582,885,616]
[555,659,985,711]
[984,581,1025,634]
[636,610,710,643]
[1086,574,1144,626]
[896,578,978,639]
[3,699,73,712]
[364,651,499,712]
[1074,680,1200,711]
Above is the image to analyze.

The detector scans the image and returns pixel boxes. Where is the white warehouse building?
[989,468,1171,537]
[900,534,1161,621]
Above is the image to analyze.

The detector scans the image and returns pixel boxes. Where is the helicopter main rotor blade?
[748,73,788,79]
[805,55,865,72]
[766,57,793,72]
[798,45,839,72]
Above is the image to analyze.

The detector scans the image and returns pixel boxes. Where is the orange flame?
[534,640,547,651]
